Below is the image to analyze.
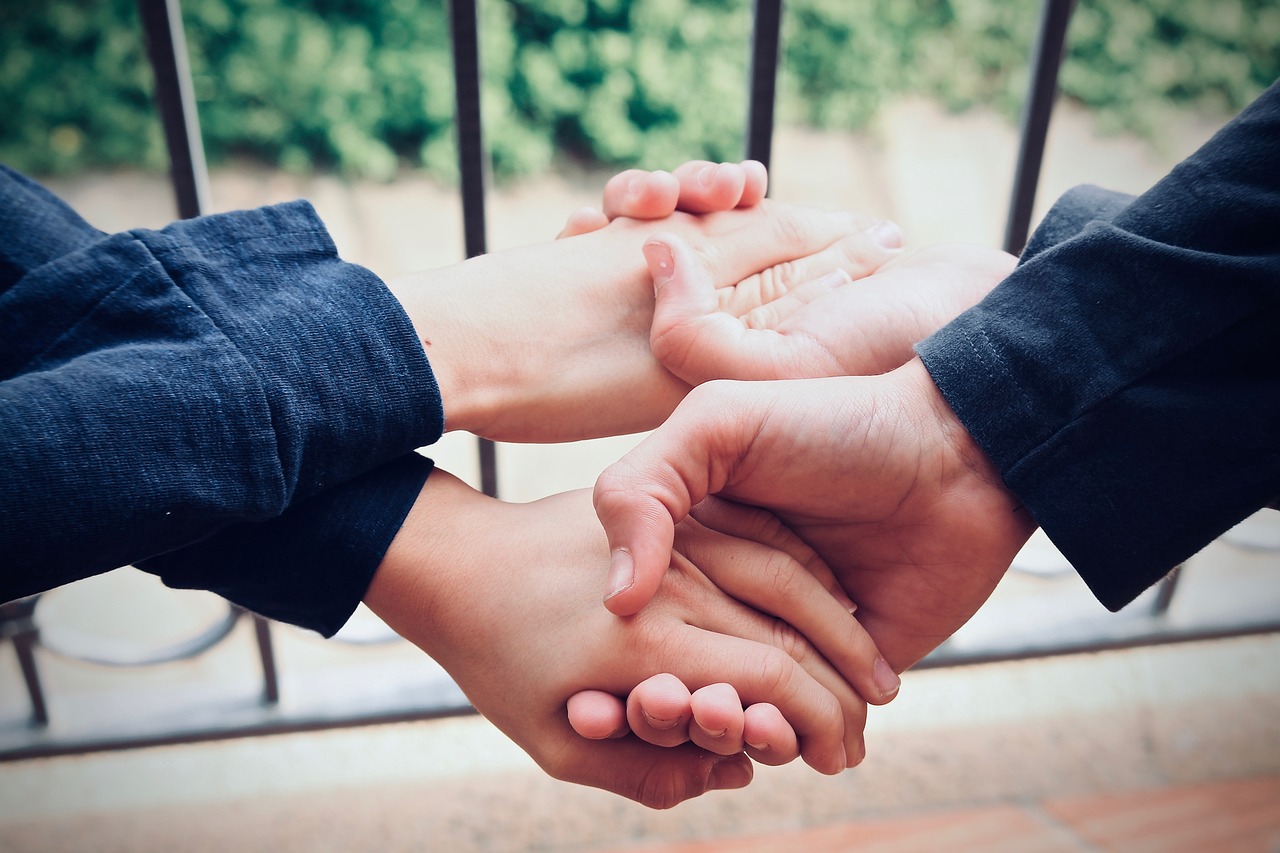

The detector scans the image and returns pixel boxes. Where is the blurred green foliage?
[1,0,1275,179]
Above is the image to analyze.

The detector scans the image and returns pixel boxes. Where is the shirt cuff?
[138,453,435,637]
[135,201,445,501]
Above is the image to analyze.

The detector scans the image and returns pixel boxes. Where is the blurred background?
[4,0,1277,180]
[1,1,1279,851]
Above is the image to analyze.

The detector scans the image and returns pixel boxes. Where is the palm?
[652,241,1015,385]
[782,503,1025,671]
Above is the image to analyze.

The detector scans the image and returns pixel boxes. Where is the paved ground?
[605,776,1280,852]
[1,635,1277,851]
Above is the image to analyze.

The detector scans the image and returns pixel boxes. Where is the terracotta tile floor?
[604,776,1280,853]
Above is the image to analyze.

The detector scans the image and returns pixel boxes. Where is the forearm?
[917,80,1280,609]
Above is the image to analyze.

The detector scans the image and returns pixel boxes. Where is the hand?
[557,160,770,238]
[387,200,895,442]
[645,236,1015,383]
[592,359,1038,672]
[365,470,872,808]
[565,495,899,767]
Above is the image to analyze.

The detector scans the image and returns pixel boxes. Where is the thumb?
[595,386,746,615]
[593,455,683,617]
[647,233,756,385]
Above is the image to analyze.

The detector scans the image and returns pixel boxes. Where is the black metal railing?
[2,0,1277,761]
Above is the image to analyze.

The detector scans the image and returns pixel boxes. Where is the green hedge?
[1,0,1275,179]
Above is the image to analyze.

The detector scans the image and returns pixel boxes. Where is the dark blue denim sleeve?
[917,79,1280,611]
[0,166,445,601]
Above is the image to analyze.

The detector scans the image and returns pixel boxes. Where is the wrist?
[385,258,524,438]
[363,468,494,652]
[900,357,1037,544]
[388,228,683,443]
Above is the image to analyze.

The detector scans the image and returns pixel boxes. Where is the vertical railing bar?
[745,0,784,175]
[1,598,49,726]
[136,0,210,219]
[448,0,498,498]
[250,614,280,705]
[1151,565,1181,617]
[12,634,49,726]
[1002,0,1076,255]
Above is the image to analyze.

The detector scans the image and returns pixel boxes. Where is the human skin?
[386,192,902,443]
[549,162,933,755]
[645,233,1015,384]
[556,215,1017,749]
[364,469,880,808]
[560,184,1033,675]
[593,359,1038,674]
[557,159,770,238]
[373,163,911,781]
[554,161,895,760]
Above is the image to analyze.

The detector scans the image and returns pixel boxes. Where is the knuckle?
[770,213,810,255]
[742,504,781,536]
[758,261,799,301]
[755,647,799,700]
[770,617,810,664]
[837,231,895,275]
[742,303,778,330]
[764,550,802,598]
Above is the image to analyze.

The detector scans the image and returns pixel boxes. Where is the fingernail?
[816,268,852,289]
[832,587,857,614]
[746,740,769,752]
[643,240,675,294]
[641,710,679,731]
[696,164,717,187]
[626,175,644,197]
[848,738,866,768]
[867,219,903,249]
[707,758,752,791]
[604,548,634,601]
[874,657,901,698]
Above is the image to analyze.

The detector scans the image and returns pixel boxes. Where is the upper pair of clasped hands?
[555,163,1027,792]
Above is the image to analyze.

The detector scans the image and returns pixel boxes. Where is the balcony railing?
[3,0,1278,761]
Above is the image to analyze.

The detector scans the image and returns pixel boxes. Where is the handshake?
[14,78,1270,813]
[363,160,1036,808]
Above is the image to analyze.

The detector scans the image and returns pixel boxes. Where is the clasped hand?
[571,166,1034,770]
[364,160,1030,809]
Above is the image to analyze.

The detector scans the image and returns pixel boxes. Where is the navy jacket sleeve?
[0,165,444,600]
[917,79,1280,611]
